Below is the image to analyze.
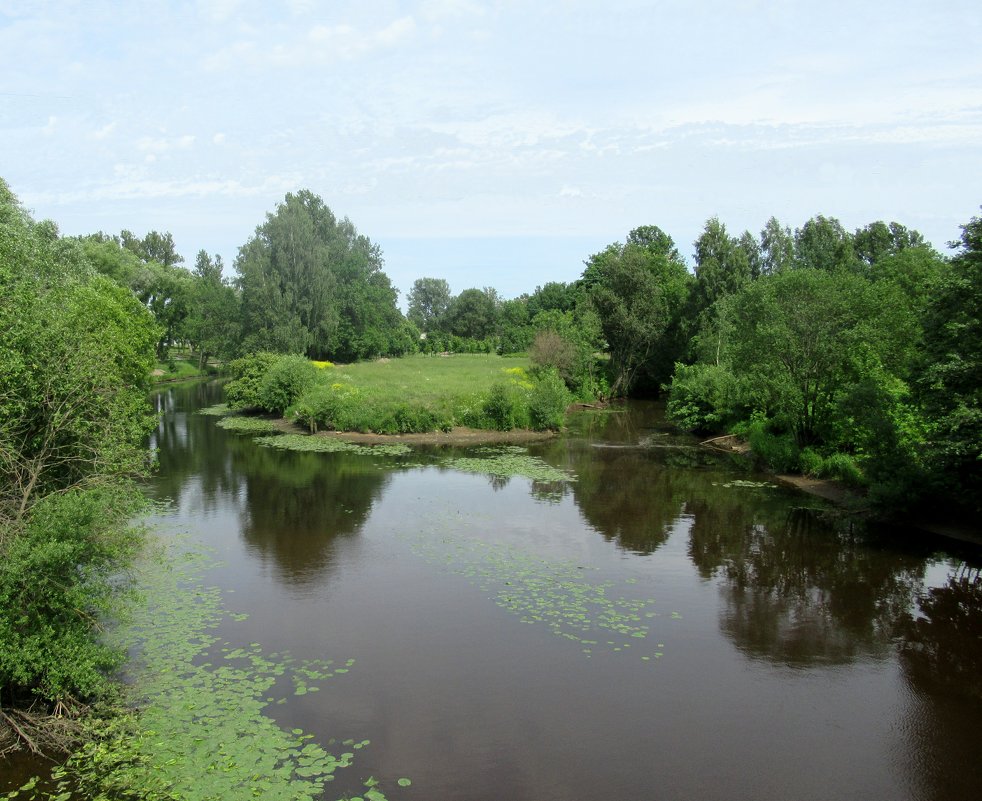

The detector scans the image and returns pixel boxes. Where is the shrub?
[224,351,280,410]
[821,453,865,487]
[294,382,361,432]
[799,447,824,476]
[667,362,739,433]
[529,330,577,380]
[482,382,530,430]
[736,417,801,473]
[258,355,318,415]
[0,486,144,702]
[528,369,571,431]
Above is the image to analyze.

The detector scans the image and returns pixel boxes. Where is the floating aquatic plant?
[443,446,574,483]
[27,534,407,801]
[198,403,233,416]
[407,532,669,661]
[216,415,282,434]
[254,433,412,457]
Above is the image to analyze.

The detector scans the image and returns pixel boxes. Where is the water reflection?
[232,441,390,585]
[689,496,925,665]
[149,381,244,510]
[899,565,982,698]
[138,384,982,801]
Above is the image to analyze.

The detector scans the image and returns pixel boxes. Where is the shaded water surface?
[8,381,980,799]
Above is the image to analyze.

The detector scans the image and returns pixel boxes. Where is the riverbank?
[698,431,982,545]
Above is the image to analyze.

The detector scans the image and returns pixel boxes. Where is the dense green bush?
[528,369,571,431]
[0,487,144,702]
[258,354,318,415]
[667,362,739,432]
[482,382,530,430]
[294,383,454,434]
[294,382,360,432]
[732,417,801,473]
[800,447,866,487]
[223,351,280,410]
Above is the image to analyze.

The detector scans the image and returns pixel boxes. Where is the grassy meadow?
[328,353,532,406]
[223,352,573,434]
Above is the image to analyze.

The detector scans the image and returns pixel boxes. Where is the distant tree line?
[13,175,980,519]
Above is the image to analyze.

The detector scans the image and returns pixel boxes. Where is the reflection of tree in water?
[894,565,982,801]
[538,404,741,555]
[148,381,244,510]
[899,565,982,699]
[231,441,390,587]
[688,496,925,666]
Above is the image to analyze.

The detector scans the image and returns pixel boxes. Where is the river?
[5,379,981,800]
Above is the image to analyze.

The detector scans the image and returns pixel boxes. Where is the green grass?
[293,354,557,434]
[152,358,208,383]
[329,354,531,405]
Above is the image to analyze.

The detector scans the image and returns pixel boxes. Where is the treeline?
[67,182,982,516]
[411,213,979,518]
[564,213,976,519]
[78,190,415,366]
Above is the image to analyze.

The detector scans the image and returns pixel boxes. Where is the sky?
[2,0,980,303]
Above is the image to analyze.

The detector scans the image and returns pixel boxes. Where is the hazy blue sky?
[2,1,980,301]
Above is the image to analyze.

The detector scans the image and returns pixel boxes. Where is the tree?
[527,281,578,318]
[407,277,452,332]
[759,216,795,275]
[119,229,183,267]
[0,188,159,520]
[0,178,159,711]
[185,251,240,366]
[853,221,924,271]
[79,234,194,358]
[693,216,751,310]
[235,190,405,360]
[794,215,857,273]
[918,211,982,511]
[723,269,914,447]
[443,287,499,340]
[584,228,691,396]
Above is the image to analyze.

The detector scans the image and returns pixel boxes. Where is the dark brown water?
[5,380,981,800]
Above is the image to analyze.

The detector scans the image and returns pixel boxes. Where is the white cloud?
[137,135,197,154]
[91,121,117,140]
[205,15,417,71]
[213,132,226,144]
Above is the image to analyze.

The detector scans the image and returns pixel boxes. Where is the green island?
[1,171,980,800]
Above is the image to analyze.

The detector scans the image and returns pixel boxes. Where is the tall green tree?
[0,189,159,519]
[407,277,452,332]
[759,216,795,275]
[185,250,240,366]
[722,269,914,447]
[693,217,751,310]
[79,233,194,358]
[853,221,924,271]
[583,226,691,395]
[1,178,159,708]
[918,212,982,511]
[794,215,857,273]
[235,190,405,360]
[443,287,499,340]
